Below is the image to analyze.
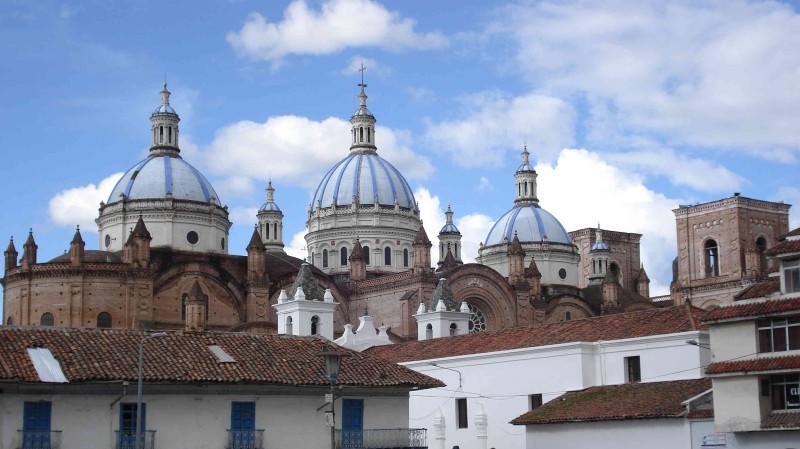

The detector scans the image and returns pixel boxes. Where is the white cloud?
[425,91,575,167]
[342,56,390,77]
[284,230,309,260]
[476,176,491,192]
[404,86,435,104]
[604,148,745,193]
[228,207,259,229]
[415,187,494,263]
[202,115,433,190]
[227,0,447,66]
[536,149,682,295]
[495,0,800,158]
[49,173,123,233]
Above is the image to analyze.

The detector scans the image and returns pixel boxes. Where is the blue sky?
[2,0,799,298]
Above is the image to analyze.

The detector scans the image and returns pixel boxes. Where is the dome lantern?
[349,64,377,154]
[150,82,180,155]
[514,145,538,205]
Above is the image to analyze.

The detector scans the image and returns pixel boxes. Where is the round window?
[104,234,111,247]
[186,231,199,245]
[558,268,567,280]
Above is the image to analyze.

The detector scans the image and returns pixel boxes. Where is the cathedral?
[2,81,789,338]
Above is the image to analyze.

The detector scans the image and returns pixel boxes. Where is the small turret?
[257,181,285,253]
[437,204,463,267]
[514,145,539,205]
[4,237,17,272]
[123,216,151,268]
[246,226,267,282]
[349,238,367,281]
[601,270,619,313]
[183,279,208,332]
[526,257,542,299]
[636,264,650,298]
[508,232,526,285]
[20,229,37,269]
[150,82,181,155]
[69,226,85,266]
[588,225,610,285]
[413,223,432,274]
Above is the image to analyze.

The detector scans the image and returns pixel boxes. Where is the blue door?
[119,403,145,449]
[230,402,256,449]
[23,402,51,449]
[341,399,364,448]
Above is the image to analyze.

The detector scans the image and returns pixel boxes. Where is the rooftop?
[702,296,800,323]
[0,327,442,389]
[511,378,711,425]
[367,305,705,363]
[706,354,800,376]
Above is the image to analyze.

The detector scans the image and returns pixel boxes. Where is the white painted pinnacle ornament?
[323,288,334,303]
[460,301,469,313]
[278,289,287,304]
[417,302,426,314]
[294,286,305,301]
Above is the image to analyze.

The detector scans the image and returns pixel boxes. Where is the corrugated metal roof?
[208,345,236,363]
[27,348,68,383]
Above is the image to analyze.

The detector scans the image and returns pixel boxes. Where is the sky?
[2,0,800,300]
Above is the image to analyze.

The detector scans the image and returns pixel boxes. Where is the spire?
[184,279,208,332]
[4,236,17,271]
[69,225,85,265]
[21,229,37,267]
[414,222,432,246]
[445,204,454,225]
[150,82,180,155]
[508,232,525,256]
[428,278,457,312]
[266,181,275,204]
[130,216,151,239]
[5,236,16,255]
[71,225,84,244]
[349,64,377,154]
[247,225,264,251]
[349,237,367,281]
[527,256,542,278]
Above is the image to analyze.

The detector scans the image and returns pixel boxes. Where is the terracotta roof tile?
[767,239,800,256]
[367,306,706,363]
[686,409,714,419]
[702,297,800,323]
[762,411,800,429]
[785,228,800,238]
[706,355,800,375]
[734,280,781,300]
[511,378,711,425]
[0,328,443,389]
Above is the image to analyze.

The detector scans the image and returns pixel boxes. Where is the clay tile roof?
[702,297,800,323]
[767,239,800,256]
[762,411,800,429]
[686,409,714,419]
[510,378,711,425]
[783,227,800,238]
[367,306,706,363]
[734,280,781,300]
[705,355,800,375]
[0,328,443,389]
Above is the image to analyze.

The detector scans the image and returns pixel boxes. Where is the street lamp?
[320,350,346,449]
[685,339,711,349]
[136,332,166,449]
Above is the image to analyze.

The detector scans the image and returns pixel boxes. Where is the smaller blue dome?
[591,241,609,251]
[440,223,460,234]
[259,202,281,212]
[153,104,176,115]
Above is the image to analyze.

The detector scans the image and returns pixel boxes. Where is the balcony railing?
[17,430,62,449]
[115,430,156,449]
[226,430,265,449]
[336,428,427,449]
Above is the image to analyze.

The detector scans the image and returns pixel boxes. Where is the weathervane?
[358,63,367,88]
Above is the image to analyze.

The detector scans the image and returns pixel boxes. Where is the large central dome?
[484,204,570,246]
[108,153,220,204]
[311,152,416,211]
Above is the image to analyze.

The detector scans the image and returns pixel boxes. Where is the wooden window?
[529,394,543,410]
[768,374,800,410]
[758,316,800,352]
[784,259,800,293]
[625,356,641,383]
[456,398,468,429]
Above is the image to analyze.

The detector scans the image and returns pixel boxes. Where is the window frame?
[767,374,800,410]
[529,394,543,410]
[783,259,800,294]
[757,316,800,353]
[625,356,641,383]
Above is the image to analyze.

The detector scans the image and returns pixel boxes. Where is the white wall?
[709,321,756,362]
[526,418,689,449]
[0,391,408,449]
[403,331,708,449]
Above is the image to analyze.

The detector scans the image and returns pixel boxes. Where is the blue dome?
[591,241,609,251]
[311,152,417,211]
[259,202,281,212]
[153,104,176,115]
[108,154,220,204]
[440,223,460,234]
[484,205,571,246]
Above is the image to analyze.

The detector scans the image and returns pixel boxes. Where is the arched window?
[360,127,364,142]
[273,223,277,240]
[367,128,371,142]
[97,312,112,328]
[6,317,12,325]
[564,311,572,321]
[181,293,188,320]
[404,249,409,267]
[426,323,433,340]
[455,243,458,258]
[265,223,269,239]
[449,323,458,336]
[40,312,54,327]
[341,247,348,266]
[363,246,370,265]
[168,126,172,143]
[704,239,720,277]
[524,182,528,195]
[322,249,329,268]
[159,126,164,143]
[384,247,392,266]
[610,262,621,285]
[285,316,293,335]
[311,252,315,266]
[592,260,597,274]
[311,316,319,335]
[757,237,768,274]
